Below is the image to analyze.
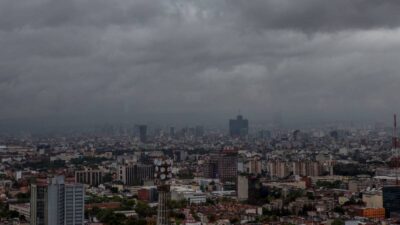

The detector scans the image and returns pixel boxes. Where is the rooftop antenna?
[393,114,399,185]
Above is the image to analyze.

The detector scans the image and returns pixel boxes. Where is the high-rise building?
[229,115,248,138]
[267,161,290,179]
[30,176,84,225]
[30,178,47,225]
[237,175,248,201]
[64,183,85,225]
[203,152,238,183]
[46,176,65,225]
[292,161,322,177]
[243,156,262,175]
[237,175,264,204]
[203,155,218,179]
[217,153,238,183]
[173,150,188,162]
[118,164,154,185]
[383,186,400,218]
[75,168,103,187]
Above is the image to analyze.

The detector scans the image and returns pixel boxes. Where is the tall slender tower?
[393,114,400,185]
[393,114,397,150]
[154,158,173,225]
[329,154,334,176]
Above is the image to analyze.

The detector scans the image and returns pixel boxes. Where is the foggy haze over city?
[4,1,400,225]
[1,0,400,131]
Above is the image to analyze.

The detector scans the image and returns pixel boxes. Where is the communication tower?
[154,158,173,225]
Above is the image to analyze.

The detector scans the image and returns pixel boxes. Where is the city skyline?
[2,1,400,224]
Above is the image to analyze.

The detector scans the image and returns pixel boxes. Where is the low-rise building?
[9,203,30,221]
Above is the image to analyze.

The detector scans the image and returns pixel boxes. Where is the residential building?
[75,168,103,187]
[118,164,154,185]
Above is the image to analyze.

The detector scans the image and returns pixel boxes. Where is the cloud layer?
[1,0,400,129]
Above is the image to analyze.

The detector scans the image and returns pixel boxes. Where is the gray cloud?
[1,0,400,130]
[230,0,400,32]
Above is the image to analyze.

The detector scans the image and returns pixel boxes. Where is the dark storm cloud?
[0,0,167,30]
[1,0,400,128]
[230,0,400,32]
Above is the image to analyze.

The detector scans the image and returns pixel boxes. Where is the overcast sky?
[1,0,400,130]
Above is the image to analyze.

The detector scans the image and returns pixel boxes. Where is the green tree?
[230,217,240,224]
[167,199,188,209]
[333,206,345,214]
[110,187,119,193]
[332,219,345,225]
[121,199,136,210]
[16,192,30,203]
[135,201,155,217]
[125,218,147,225]
[96,209,126,225]
[9,210,19,218]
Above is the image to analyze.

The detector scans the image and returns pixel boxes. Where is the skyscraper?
[64,183,84,225]
[229,115,248,138]
[383,186,400,218]
[30,178,47,225]
[30,176,84,225]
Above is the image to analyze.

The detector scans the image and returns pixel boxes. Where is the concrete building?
[118,164,154,185]
[64,183,85,225]
[229,115,248,138]
[30,178,47,225]
[383,186,400,218]
[138,186,158,203]
[362,191,383,208]
[354,207,385,219]
[267,161,290,179]
[30,176,84,225]
[238,156,262,175]
[75,168,103,187]
[203,153,238,183]
[9,203,30,221]
[216,153,238,183]
[237,175,248,201]
[170,186,206,204]
[292,161,322,177]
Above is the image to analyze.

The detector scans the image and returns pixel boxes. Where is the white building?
[9,203,30,221]
[237,175,248,201]
[171,186,206,204]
